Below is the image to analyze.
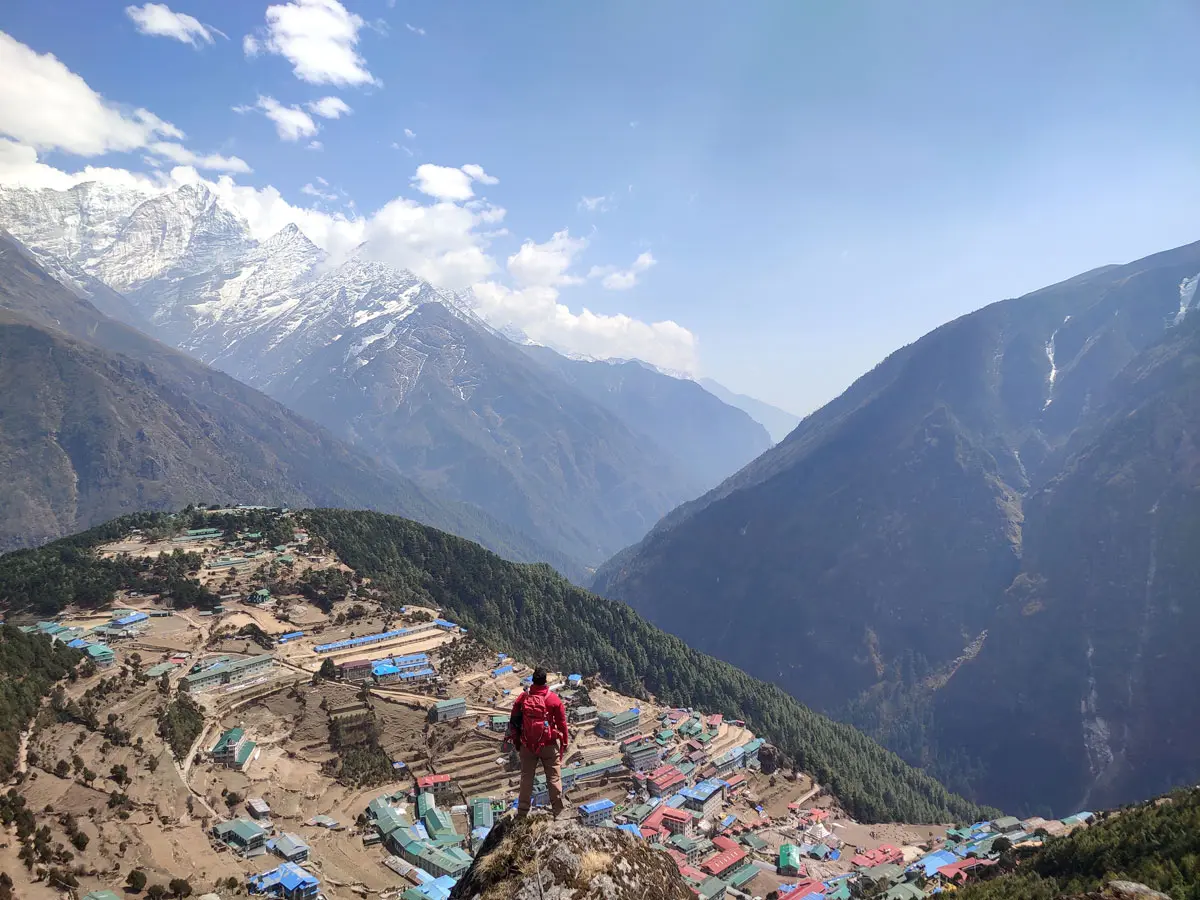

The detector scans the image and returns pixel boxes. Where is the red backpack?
[520,690,555,752]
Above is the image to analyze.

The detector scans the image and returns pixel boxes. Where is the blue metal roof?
[113,612,149,626]
[398,667,435,680]
[373,663,400,676]
[492,665,514,676]
[579,799,615,815]
[314,627,418,654]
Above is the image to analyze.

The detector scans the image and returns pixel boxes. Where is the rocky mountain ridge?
[0,181,771,567]
[0,230,572,568]
[593,238,1200,816]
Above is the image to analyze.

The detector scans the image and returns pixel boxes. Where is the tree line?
[959,787,1200,900]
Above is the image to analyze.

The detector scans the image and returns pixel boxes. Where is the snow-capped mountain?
[0,180,770,567]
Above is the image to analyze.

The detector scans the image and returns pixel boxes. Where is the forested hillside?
[303,508,996,824]
[959,788,1200,900]
[0,626,82,777]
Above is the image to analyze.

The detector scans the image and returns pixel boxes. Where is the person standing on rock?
[506,667,569,816]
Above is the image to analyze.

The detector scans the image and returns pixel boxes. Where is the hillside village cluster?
[18,518,1097,900]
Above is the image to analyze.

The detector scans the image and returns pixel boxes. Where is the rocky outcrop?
[450,814,692,900]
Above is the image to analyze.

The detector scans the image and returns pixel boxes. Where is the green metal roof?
[741,832,768,851]
[779,843,802,870]
[234,740,256,765]
[416,792,435,817]
[212,727,245,753]
[435,697,466,709]
[723,866,759,889]
[216,818,265,844]
[607,708,640,726]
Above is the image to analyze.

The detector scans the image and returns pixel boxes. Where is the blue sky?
[2,1,1200,413]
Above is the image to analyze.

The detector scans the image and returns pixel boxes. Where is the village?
[11,516,1097,900]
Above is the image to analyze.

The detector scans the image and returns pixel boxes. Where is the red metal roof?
[661,807,691,823]
[711,835,738,852]
[937,858,997,883]
[778,880,825,899]
[417,773,451,787]
[700,844,746,876]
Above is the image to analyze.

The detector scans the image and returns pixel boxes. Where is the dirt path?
[15,723,32,776]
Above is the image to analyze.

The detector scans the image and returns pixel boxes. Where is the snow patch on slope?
[1174,273,1199,325]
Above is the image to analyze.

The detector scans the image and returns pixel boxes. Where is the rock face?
[450,815,693,900]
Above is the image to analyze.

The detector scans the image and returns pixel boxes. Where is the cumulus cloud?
[588,250,656,290]
[471,279,697,374]
[0,139,159,191]
[306,96,351,118]
[411,163,498,201]
[469,233,694,372]
[578,194,611,213]
[243,0,377,87]
[146,141,250,173]
[0,32,185,156]
[125,3,220,46]
[509,230,587,288]
[0,31,249,175]
[237,96,318,141]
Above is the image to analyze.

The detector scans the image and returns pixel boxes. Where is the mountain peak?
[263,221,320,254]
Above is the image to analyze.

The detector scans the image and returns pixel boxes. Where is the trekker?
[506,667,569,816]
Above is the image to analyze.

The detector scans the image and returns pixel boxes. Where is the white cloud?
[404,128,416,139]
[509,230,587,288]
[578,194,611,213]
[243,0,377,87]
[359,197,502,289]
[306,96,351,119]
[307,140,323,151]
[240,96,319,141]
[405,23,425,36]
[469,232,692,370]
[0,31,247,177]
[0,32,185,156]
[460,164,498,186]
[471,279,697,374]
[125,3,218,46]
[411,163,498,201]
[589,250,656,290]
[301,181,337,201]
[146,141,250,173]
[0,139,161,191]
